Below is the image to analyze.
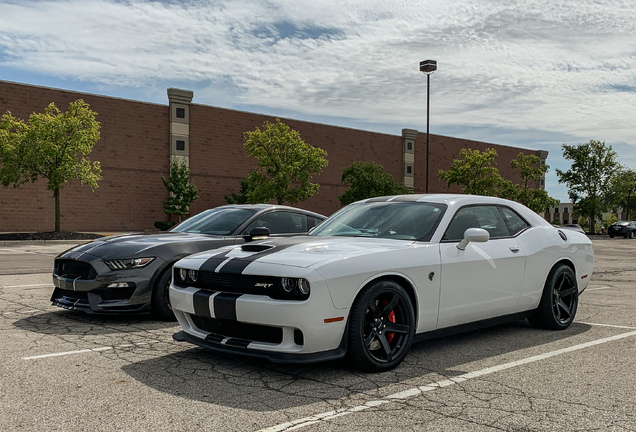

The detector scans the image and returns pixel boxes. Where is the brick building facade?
[0,80,547,232]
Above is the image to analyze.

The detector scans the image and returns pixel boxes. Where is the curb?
[0,239,93,247]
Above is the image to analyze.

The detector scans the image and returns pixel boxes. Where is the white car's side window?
[499,206,530,236]
[444,205,512,241]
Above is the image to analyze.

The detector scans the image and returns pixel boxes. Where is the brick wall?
[188,104,401,217]
[0,80,169,232]
[1,80,540,232]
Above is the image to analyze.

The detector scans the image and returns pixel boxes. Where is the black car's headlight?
[104,257,155,271]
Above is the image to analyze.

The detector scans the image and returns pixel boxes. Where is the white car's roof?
[359,194,511,205]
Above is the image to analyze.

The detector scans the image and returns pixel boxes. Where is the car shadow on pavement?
[120,320,592,411]
[13,310,178,335]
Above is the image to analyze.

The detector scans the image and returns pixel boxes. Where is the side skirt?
[414,311,533,344]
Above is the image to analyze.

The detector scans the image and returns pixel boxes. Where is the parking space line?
[586,286,611,291]
[1,283,52,288]
[581,322,636,329]
[259,329,636,432]
[0,248,57,256]
[23,341,159,360]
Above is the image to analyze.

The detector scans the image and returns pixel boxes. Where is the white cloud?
[1,0,635,201]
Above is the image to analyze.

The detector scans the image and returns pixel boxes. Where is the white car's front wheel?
[347,280,415,372]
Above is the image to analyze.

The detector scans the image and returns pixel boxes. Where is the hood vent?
[241,244,274,252]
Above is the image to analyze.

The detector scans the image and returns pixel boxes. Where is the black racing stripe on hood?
[200,256,229,272]
[199,248,236,272]
[218,236,315,275]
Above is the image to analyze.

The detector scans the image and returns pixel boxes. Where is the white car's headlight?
[174,267,198,285]
[281,277,311,296]
[104,257,155,270]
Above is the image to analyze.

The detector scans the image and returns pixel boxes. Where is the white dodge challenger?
[170,194,594,372]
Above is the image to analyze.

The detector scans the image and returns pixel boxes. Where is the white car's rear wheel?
[529,264,578,330]
[347,280,415,372]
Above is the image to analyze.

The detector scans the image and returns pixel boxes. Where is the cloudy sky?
[1,0,635,201]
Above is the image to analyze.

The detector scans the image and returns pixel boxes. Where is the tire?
[151,267,176,320]
[609,235,614,238]
[528,264,578,330]
[630,231,635,239]
[346,280,415,372]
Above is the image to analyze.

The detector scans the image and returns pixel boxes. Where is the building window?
[406,165,412,174]
[407,142,413,151]
[176,107,186,119]
[176,140,186,151]
[564,207,568,213]
[554,208,559,213]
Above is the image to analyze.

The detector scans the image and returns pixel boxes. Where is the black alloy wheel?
[347,280,415,372]
[529,264,578,330]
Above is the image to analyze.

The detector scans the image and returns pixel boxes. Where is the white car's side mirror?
[457,228,490,250]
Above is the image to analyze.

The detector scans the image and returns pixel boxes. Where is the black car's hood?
[59,232,237,261]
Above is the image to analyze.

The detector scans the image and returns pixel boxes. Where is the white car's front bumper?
[169,282,349,363]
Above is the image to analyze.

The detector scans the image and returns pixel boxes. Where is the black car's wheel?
[630,231,635,239]
[151,267,176,320]
[609,235,614,238]
[529,264,578,330]
[347,280,415,372]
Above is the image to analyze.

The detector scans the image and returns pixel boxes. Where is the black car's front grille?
[54,259,97,280]
[51,288,89,301]
[97,286,136,301]
[189,315,283,344]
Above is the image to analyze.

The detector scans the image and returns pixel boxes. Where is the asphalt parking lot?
[1,237,635,431]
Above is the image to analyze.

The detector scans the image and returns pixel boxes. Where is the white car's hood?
[186,236,415,270]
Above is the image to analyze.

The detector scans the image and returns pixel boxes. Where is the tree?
[501,153,559,213]
[224,177,254,205]
[338,161,410,206]
[161,160,199,222]
[607,168,636,220]
[438,148,504,196]
[243,119,328,205]
[556,140,622,234]
[0,100,101,232]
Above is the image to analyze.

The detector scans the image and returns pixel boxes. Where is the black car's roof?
[206,204,325,217]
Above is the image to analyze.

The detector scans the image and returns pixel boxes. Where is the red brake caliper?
[383,300,396,344]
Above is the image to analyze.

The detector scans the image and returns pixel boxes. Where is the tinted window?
[444,205,511,241]
[500,206,530,236]
[172,208,256,235]
[245,211,311,234]
[307,216,322,231]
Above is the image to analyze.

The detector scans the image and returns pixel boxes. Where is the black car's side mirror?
[243,227,270,243]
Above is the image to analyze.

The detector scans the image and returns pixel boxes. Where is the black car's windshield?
[171,208,257,235]
[309,201,446,241]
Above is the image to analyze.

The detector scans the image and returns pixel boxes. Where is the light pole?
[420,59,437,193]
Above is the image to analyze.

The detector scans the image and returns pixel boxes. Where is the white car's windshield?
[310,201,446,241]
[171,208,257,235]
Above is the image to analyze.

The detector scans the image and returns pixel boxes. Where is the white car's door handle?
[509,246,520,253]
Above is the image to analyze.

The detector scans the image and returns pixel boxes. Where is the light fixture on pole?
[420,59,437,193]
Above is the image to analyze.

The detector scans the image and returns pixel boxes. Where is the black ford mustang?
[51,204,325,319]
